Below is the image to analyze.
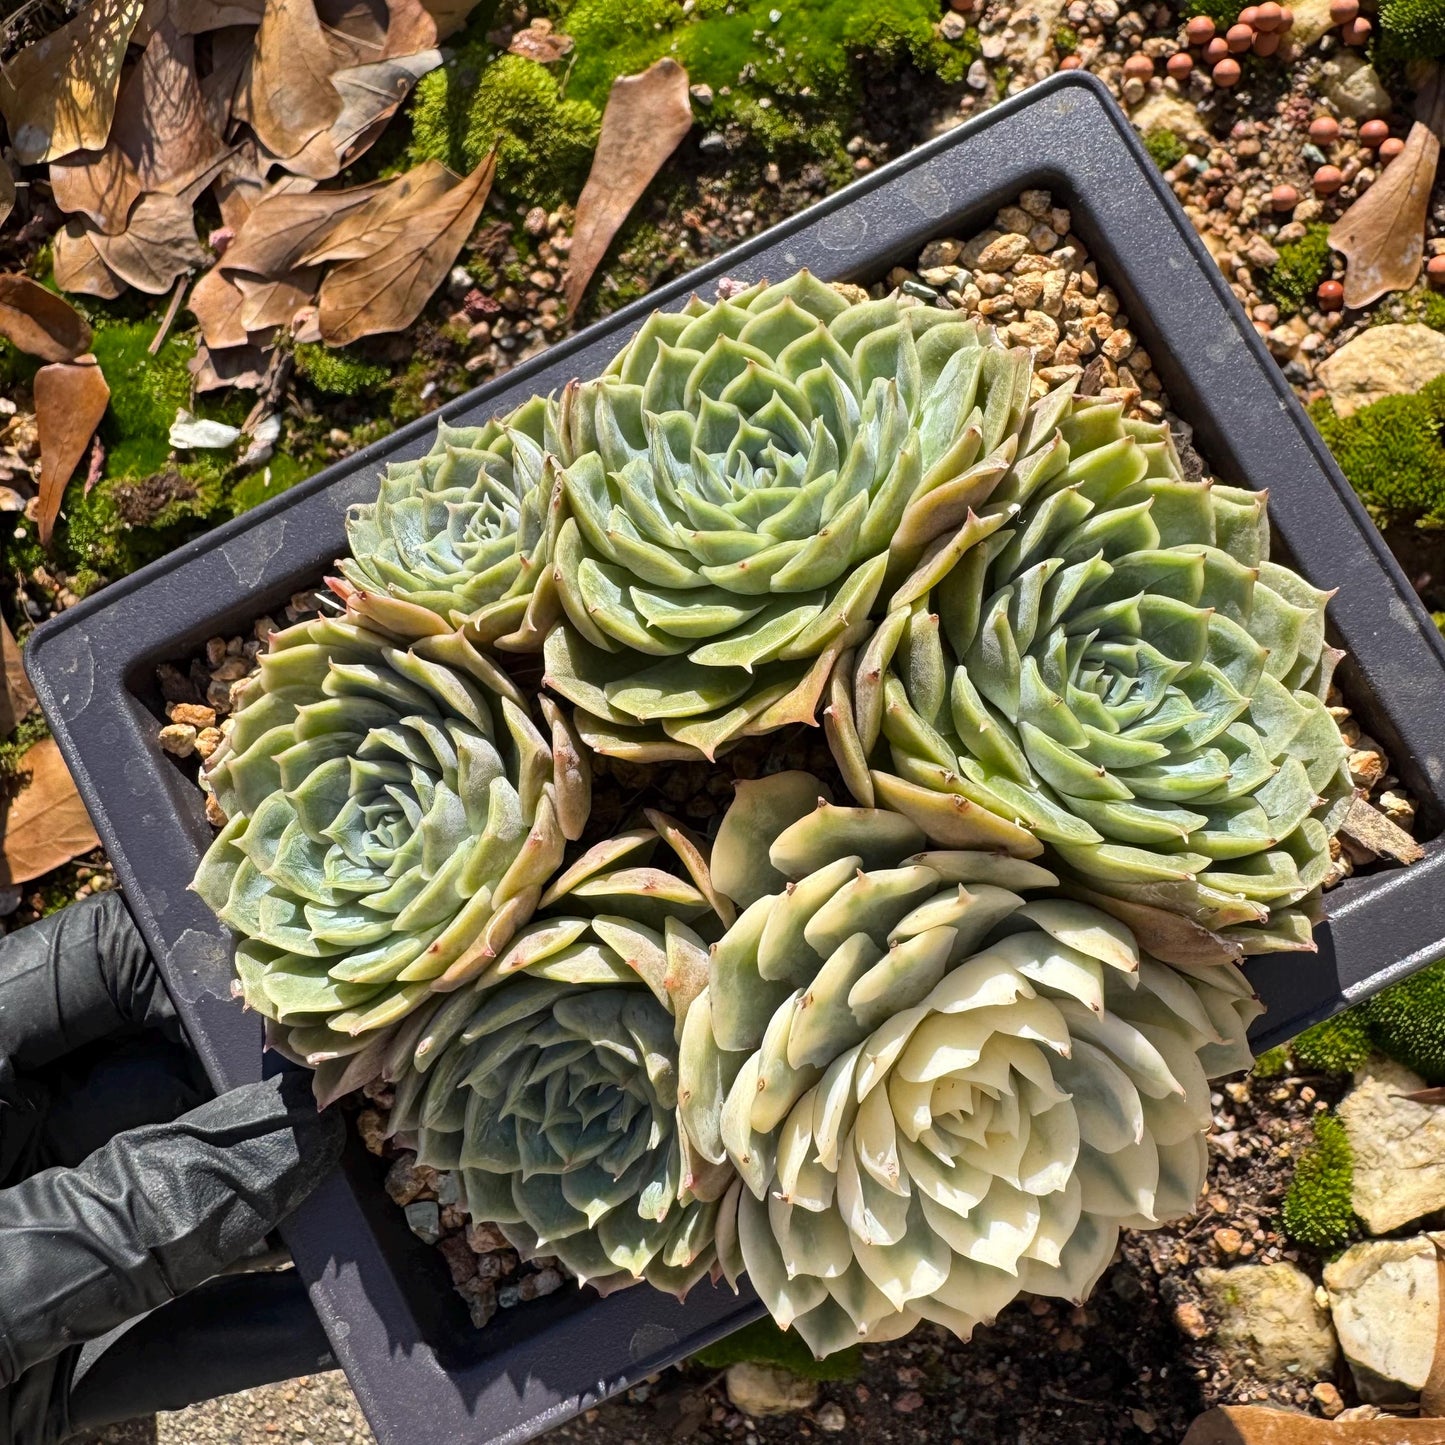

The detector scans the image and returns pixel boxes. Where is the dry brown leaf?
[1332,70,1445,309]
[48,144,144,235]
[189,264,252,348]
[1400,1087,1445,1105]
[318,0,434,61]
[235,266,321,330]
[565,58,693,313]
[416,0,479,39]
[190,340,269,391]
[1059,880,1245,969]
[282,48,440,178]
[53,222,127,299]
[35,358,110,547]
[0,616,38,740]
[210,141,321,232]
[199,24,258,136]
[0,0,144,165]
[134,0,264,41]
[116,21,230,196]
[0,738,100,885]
[88,192,208,294]
[1182,1405,1445,1442]
[508,18,572,62]
[219,178,381,275]
[0,277,93,362]
[298,157,452,264]
[237,0,344,160]
[317,152,494,344]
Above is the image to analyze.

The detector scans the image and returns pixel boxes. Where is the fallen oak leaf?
[1331,67,1445,309]
[199,24,258,138]
[415,0,481,39]
[52,221,127,299]
[0,0,145,165]
[235,266,322,331]
[188,264,251,349]
[317,151,495,344]
[87,192,208,294]
[218,178,381,275]
[0,737,101,886]
[0,276,93,362]
[189,340,269,392]
[564,58,693,314]
[34,357,110,547]
[280,48,441,179]
[48,144,144,236]
[209,142,318,233]
[112,20,230,198]
[133,0,264,41]
[0,615,38,739]
[1398,1087,1445,1105]
[297,157,452,264]
[236,0,345,161]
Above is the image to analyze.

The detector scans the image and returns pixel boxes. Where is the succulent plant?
[382,813,737,1295]
[680,771,1263,1358]
[192,598,590,1088]
[540,273,1056,762]
[338,396,563,646]
[825,397,1352,960]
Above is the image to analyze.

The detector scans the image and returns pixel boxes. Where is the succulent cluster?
[194,272,1352,1358]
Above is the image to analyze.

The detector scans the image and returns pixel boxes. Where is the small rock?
[939,10,968,39]
[967,57,990,89]
[384,1152,438,1207]
[404,1200,441,1245]
[699,131,727,155]
[194,726,223,760]
[517,1266,565,1301]
[1197,1263,1339,1381]
[446,266,473,299]
[1289,0,1337,44]
[458,1276,497,1328]
[974,233,1033,273]
[1213,1227,1245,1256]
[893,1391,924,1413]
[466,1219,511,1254]
[689,83,714,105]
[1327,1236,1445,1403]
[1340,1059,1445,1234]
[1316,324,1445,417]
[355,1108,387,1156]
[725,1363,818,1417]
[158,723,197,757]
[1340,796,1424,866]
[919,238,963,269]
[1320,52,1392,119]
[1130,91,1204,142]
[815,1402,847,1433]
[1311,1381,1344,1418]
[1173,1300,1212,1339]
[167,702,216,728]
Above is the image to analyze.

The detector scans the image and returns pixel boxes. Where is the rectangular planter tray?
[26,70,1445,1445]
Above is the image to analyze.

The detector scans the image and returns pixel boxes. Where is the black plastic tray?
[26,71,1445,1444]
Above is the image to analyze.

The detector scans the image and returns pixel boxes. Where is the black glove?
[0,894,345,1445]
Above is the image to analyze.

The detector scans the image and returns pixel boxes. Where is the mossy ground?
[1262,224,1332,316]
[1282,1112,1355,1252]
[1310,376,1445,532]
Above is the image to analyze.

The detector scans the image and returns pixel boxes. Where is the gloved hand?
[0,893,345,1445]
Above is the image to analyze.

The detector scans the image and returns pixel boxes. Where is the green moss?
[1384,287,1445,333]
[1252,1045,1290,1079]
[1262,223,1333,317]
[1143,127,1186,171]
[229,452,309,514]
[89,322,195,481]
[410,48,599,206]
[0,711,52,782]
[295,344,390,397]
[1282,1112,1355,1252]
[0,342,40,394]
[1053,22,1079,52]
[1309,377,1445,530]
[691,1316,861,1380]
[1362,954,1445,1085]
[1378,0,1445,59]
[1291,1010,1373,1075]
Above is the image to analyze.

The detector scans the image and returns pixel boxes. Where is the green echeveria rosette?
[826,397,1352,962]
[338,394,564,648]
[192,599,590,1101]
[540,271,1069,762]
[381,813,739,1296]
[678,772,1263,1358]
